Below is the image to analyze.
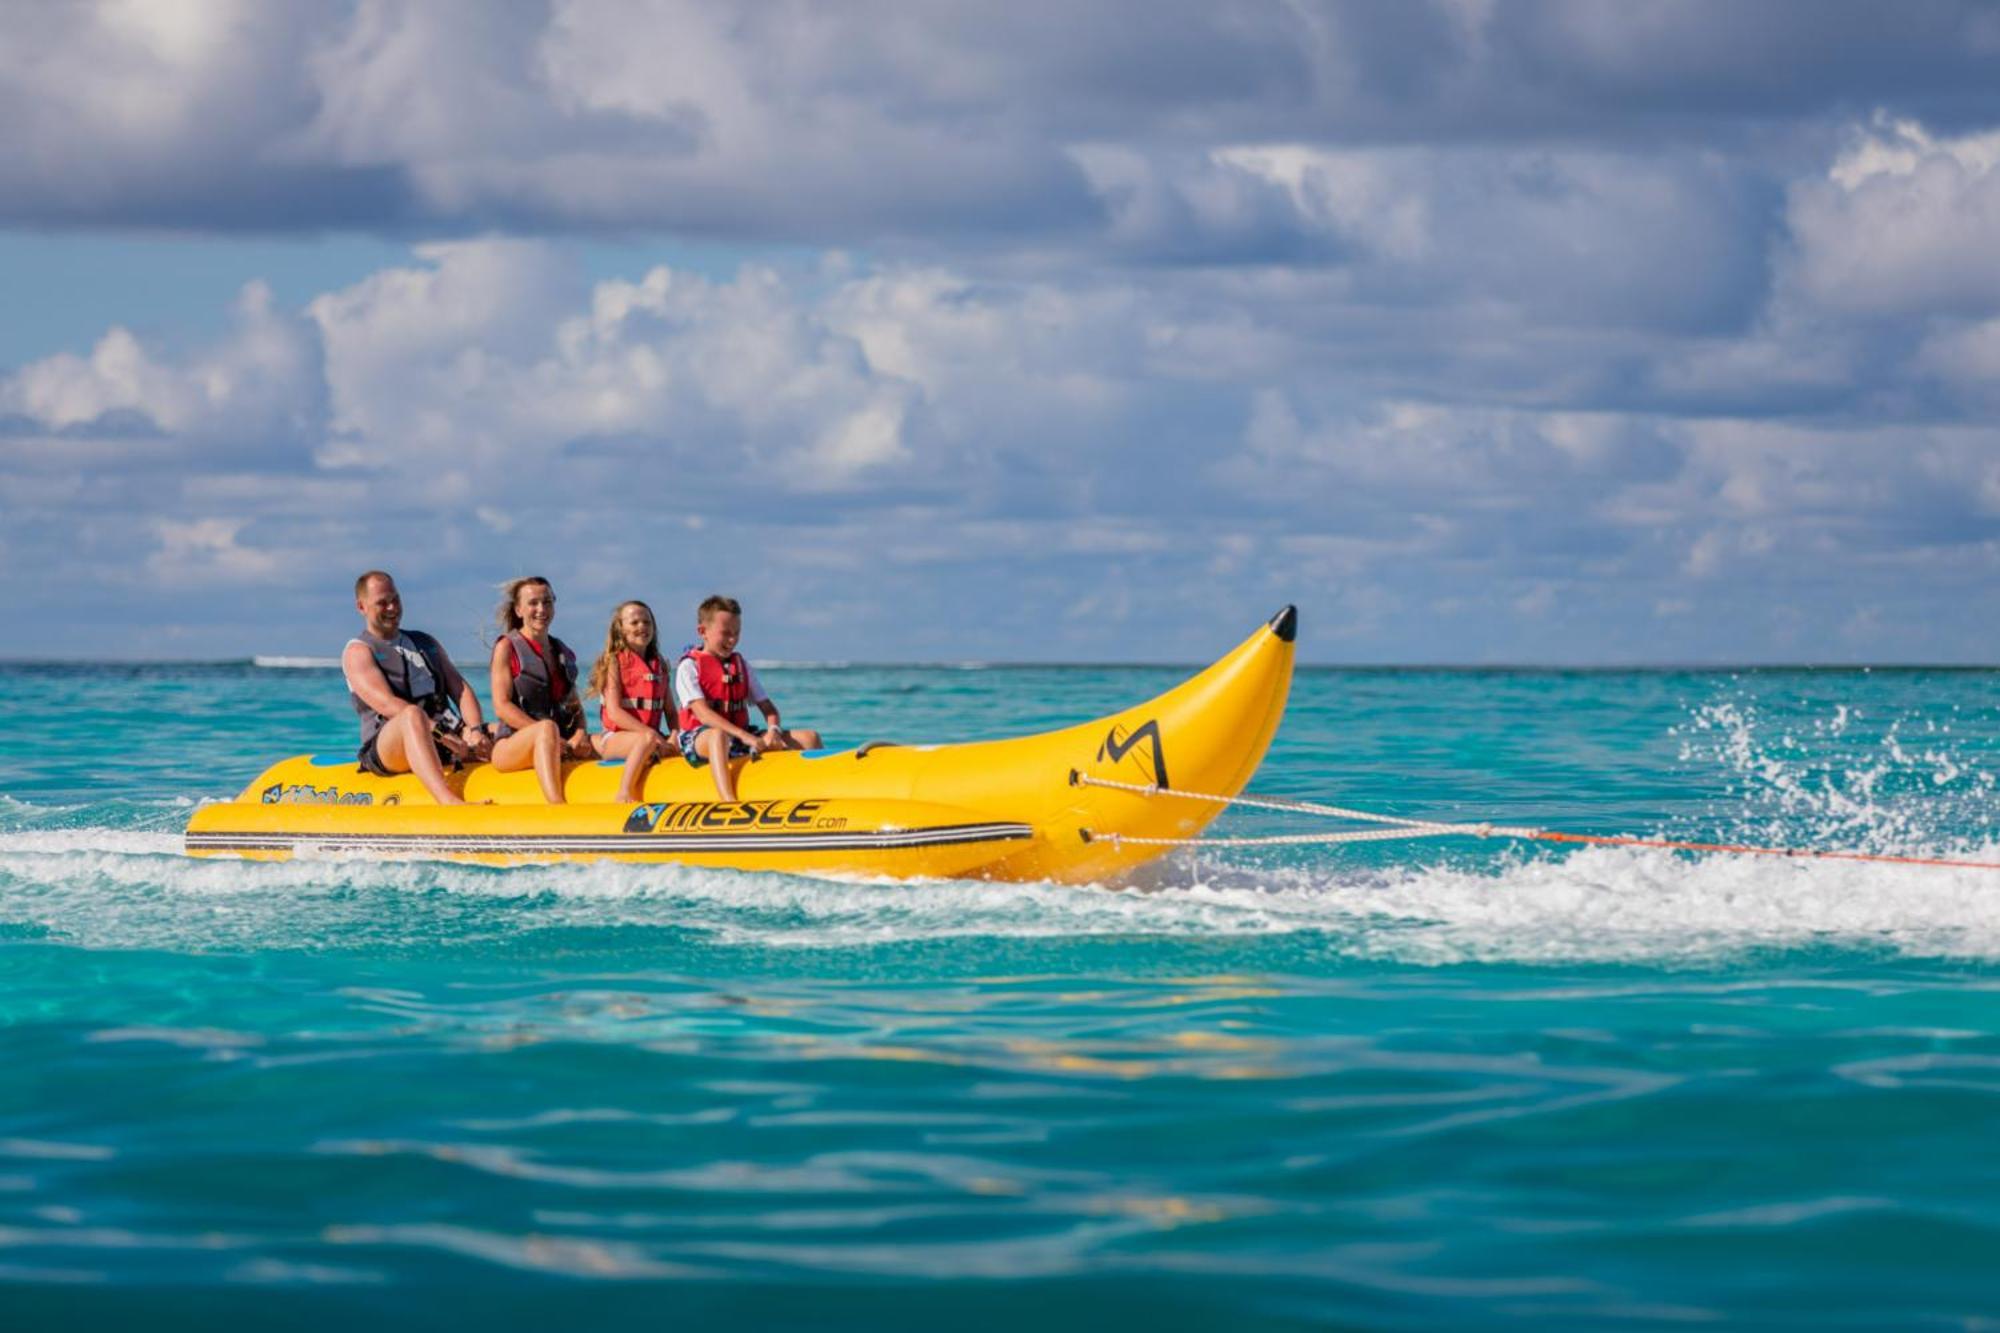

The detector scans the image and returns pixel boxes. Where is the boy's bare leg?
[375,704,466,806]
[699,728,738,800]
[492,719,567,804]
[595,729,660,803]
[775,728,821,751]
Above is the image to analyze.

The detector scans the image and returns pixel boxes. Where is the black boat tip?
[1268,604,1297,642]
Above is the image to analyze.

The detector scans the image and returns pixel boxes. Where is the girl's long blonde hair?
[588,599,660,700]
[495,575,553,635]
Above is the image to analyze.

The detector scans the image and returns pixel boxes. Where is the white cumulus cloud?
[1786,117,2000,318]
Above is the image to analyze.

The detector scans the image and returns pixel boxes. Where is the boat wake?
[2,811,1997,965]
[6,679,1996,963]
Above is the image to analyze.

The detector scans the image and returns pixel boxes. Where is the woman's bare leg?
[491,719,567,803]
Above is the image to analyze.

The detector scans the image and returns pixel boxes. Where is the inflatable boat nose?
[1267,605,1297,643]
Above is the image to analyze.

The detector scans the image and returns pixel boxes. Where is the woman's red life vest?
[600,647,669,733]
[676,648,751,733]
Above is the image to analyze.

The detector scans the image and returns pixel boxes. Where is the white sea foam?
[3,829,1998,964]
[1673,694,1997,854]
[1174,844,2000,965]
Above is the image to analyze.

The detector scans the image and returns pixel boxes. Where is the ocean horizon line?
[1,655,1996,673]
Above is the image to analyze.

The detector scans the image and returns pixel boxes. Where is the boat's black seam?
[186,822,1034,854]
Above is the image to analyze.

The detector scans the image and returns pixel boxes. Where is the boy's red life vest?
[502,630,583,736]
[601,647,669,733]
[676,647,752,733]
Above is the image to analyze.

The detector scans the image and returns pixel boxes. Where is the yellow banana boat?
[185,606,1297,883]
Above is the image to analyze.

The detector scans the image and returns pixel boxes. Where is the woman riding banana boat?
[188,569,1298,884]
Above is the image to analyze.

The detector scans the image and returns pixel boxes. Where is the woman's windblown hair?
[495,576,553,634]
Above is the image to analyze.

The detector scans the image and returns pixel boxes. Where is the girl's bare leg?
[595,729,661,803]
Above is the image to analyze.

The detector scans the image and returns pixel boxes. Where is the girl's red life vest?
[601,647,669,733]
[676,647,752,733]
[502,630,583,735]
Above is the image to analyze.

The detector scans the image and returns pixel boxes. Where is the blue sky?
[4,1,2000,663]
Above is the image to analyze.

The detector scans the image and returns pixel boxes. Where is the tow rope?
[1070,773,2000,871]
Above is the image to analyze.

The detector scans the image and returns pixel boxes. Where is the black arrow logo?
[1097,719,1169,789]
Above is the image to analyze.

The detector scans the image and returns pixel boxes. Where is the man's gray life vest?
[349,629,457,749]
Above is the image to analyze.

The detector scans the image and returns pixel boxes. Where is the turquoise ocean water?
[1,648,1997,1328]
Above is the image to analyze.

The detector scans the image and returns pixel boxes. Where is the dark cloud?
[1492,1,2000,128]
[12,165,424,234]
[3,1,1997,241]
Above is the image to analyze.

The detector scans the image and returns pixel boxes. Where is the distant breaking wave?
[253,655,342,669]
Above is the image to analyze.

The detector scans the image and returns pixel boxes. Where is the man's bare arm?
[342,640,405,719]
